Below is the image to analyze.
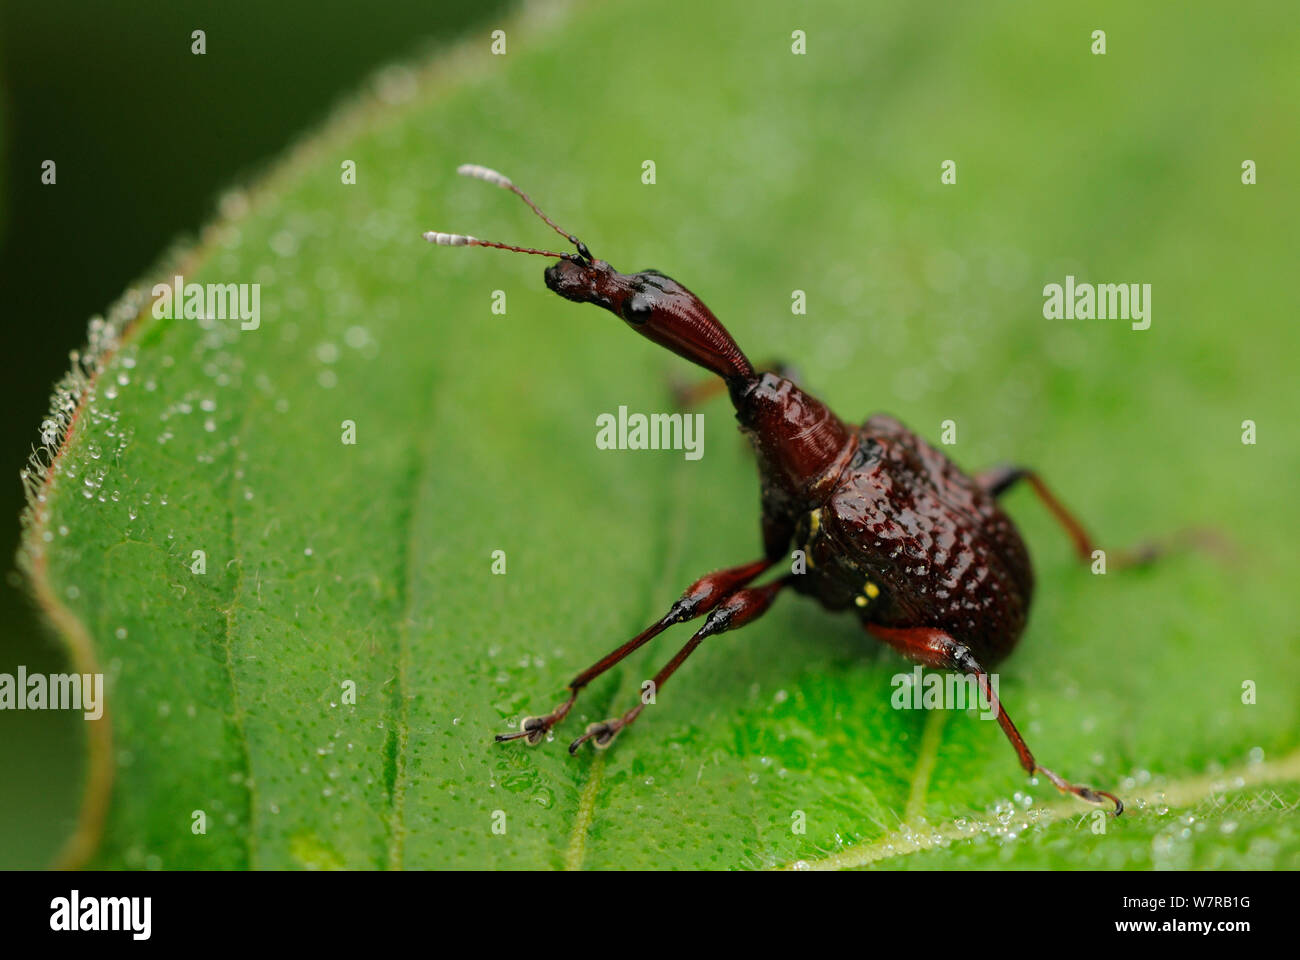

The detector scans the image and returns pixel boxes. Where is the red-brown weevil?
[426,163,1150,814]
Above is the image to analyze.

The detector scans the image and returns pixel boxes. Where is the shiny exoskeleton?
[426,164,1130,813]
[779,407,1033,665]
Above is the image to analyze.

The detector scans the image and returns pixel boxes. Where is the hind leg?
[975,464,1221,570]
[867,623,1122,814]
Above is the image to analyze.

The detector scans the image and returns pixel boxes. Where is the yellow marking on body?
[855,580,880,608]
[800,508,823,569]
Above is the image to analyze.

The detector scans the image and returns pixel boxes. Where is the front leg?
[570,576,791,752]
[670,359,801,409]
[495,557,773,746]
[866,623,1123,814]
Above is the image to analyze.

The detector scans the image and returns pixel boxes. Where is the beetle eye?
[623,294,652,324]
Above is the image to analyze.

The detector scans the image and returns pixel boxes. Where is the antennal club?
[420,164,593,262]
[421,231,568,259]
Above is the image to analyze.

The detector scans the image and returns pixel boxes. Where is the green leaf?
[23,0,1299,869]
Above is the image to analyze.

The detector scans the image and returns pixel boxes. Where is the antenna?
[421,231,568,259]
[422,164,591,261]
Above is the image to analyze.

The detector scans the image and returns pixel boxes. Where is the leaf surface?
[25,0,1300,869]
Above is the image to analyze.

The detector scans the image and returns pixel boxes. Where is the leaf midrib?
[388,377,443,869]
[559,427,699,870]
[791,748,1300,871]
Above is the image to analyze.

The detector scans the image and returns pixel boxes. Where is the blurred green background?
[0,0,510,869]
[3,0,1297,869]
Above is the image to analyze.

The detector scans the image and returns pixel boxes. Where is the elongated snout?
[543,257,595,302]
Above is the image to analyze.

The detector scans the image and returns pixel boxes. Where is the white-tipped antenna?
[455,163,586,253]
[421,230,567,259]
[456,164,514,189]
[423,231,477,246]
